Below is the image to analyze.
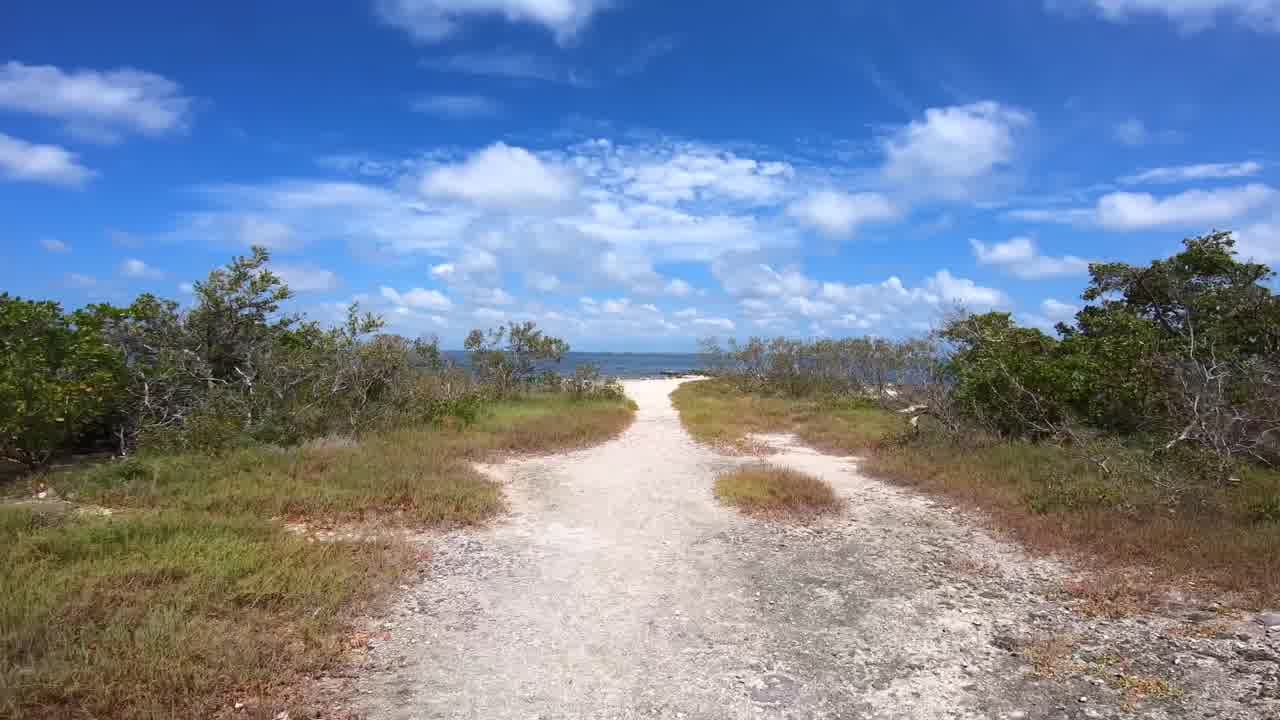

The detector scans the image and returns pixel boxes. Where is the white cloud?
[1096,184,1274,230]
[0,61,192,141]
[1011,183,1276,231]
[821,271,1008,320]
[470,287,515,305]
[39,238,70,253]
[274,265,341,293]
[1041,298,1080,322]
[375,0,608,43]
[1232,218,1280,263]
[179,282,195,294]
[380,285,453,311]
[970,236,1092,278]
[692,317,735,331]
[1019,297,1081,332]
[673,307,699,319]
[1003,207,1096,226]
[120,258,162,279]
[1112,117,1148,146]
[1119,160,1263,185]
[238,216,299,250]
[411,94,501,118]
[526,271,561,292]
[422,51,590,86]
[786,190,898,237]
[715,262,816,299]
[421,143,576,208]
[1062,0,1280,33]
[0,132,93,186]
[473,307,507,322]
[612,145,793,205]
[65,273,96,288]
[663,278,693,297]
[430,263,455,278]
[881,101,1032,199]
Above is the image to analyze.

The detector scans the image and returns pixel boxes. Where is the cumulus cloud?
[1020,297,1081,332]
[715,261,816,299]
[380,286,453,311]
[119,258,162,279]
[1096,184,1274,230]
[1232,218,1280,262]
[786,190,898,237]
[1119,160,1263,185]
[274,265,341,293]
[375,0,608,43]
[608,144,793,205]
[881,101,1032,199]
[420,143,576,209]
[970,236,1092,278]
[1057,0,1280,33]
[411,94,501,118]
[39,238,70,253]
[0,132,93,186]
[0,61,192,142]
[1011,183,1275,231]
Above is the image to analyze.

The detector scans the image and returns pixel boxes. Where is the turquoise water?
[442,351,705,379]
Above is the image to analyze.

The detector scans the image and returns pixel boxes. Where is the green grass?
[673,378,1280,608]
[714,464,840,519]
[1,393,635,720]
[48,394,635,526]
[671,378,904,453]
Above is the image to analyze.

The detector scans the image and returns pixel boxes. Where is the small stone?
[1256,612,1280,628]
[1078,696,1089,703]
[234,702,245,710]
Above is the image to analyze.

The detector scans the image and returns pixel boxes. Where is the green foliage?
[939,231,1279,482]
[0,296,124,467]
[464,320,570,397]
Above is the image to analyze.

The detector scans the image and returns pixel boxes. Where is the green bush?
[0,296,124,467]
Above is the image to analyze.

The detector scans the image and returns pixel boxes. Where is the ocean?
[441,351,706,379]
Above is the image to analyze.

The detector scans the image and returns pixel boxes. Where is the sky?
[3,1,1279,351]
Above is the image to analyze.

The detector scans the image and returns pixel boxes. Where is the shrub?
[0,296,123,467]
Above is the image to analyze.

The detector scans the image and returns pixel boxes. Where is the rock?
[1256,612,1280,628]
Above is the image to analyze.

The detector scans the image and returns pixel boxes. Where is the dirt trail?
[344,378,1279,719]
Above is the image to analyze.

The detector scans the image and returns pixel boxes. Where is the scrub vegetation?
[0,248,634,719]
[678,232,1280,607]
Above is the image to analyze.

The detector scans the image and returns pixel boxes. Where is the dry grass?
[671,378,904,454]
[673,378,1280,608]
[714,464,840,519]
[0,393,634,720]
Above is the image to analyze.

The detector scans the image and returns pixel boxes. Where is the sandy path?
[346,378,1278,719]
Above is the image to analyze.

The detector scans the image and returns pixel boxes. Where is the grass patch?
[46,394,635,526]
[714,464,840,519]
[673,378,1280,607]
[671,378,904,454]
[1,393,634,719]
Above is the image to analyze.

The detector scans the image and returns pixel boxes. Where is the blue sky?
[3,0,1279,351]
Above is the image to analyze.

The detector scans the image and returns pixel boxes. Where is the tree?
[464,321,569,396]
[0,295,123,467]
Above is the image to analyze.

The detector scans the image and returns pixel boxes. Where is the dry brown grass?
[1,393,635,720]
[671,378,904,454]
[865,442,1280,608]
[714,463,840,519]
[672,378,1280,609]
